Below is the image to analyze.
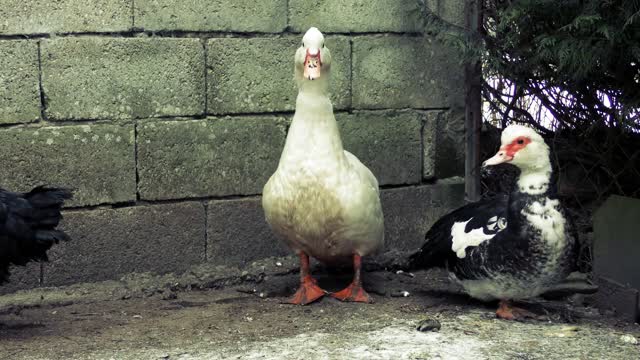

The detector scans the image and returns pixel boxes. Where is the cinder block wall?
[0,0,467,293]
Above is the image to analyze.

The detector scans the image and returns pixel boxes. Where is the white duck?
[262,27,384,305]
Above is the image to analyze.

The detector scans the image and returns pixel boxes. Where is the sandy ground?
[0,257,639,360]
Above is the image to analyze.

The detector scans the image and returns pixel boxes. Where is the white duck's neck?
[516,161,552,195]
[295,81,332,116]
[281,75,344,161]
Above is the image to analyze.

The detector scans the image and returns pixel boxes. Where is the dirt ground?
[1,257,639,360]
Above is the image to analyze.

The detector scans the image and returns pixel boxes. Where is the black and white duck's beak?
[482,148,512,167]
[303,48,322,80]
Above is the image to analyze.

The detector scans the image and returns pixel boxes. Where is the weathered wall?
[0,0,466,293]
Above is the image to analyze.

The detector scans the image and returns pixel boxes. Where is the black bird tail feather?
[0,186,73,284]
[407,237,449,271]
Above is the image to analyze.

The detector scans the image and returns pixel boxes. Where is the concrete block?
[352,35,464,109]
[135,0,287,32]
[207,198,289,266]
[0,124,136,207]
[207,36,350,114]
[381,182,465,252]
[424,0,466,28]
[205,184,465,268]
[423,109,465,179]
[0,40,40,124]
[289,0,420,33]
[0,0,132,35]
[41,37,205,120]
[138,116,286,200]
[593,276,639,323]
[594,195,640,292]
[337,110,422,186]
[45,203,206,286]
[0,264,41,295]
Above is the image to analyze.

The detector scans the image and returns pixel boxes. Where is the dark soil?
[1,258,638,360]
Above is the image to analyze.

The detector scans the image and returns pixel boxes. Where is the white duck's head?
[483,124,550,172]
[295,27,332,89]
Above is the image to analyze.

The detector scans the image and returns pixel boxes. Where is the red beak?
[303,48,322,80]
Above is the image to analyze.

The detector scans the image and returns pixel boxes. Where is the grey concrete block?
[0,40,40,124]
[381,182,465,252]
[594,195,640,292]
[207,198,289,267]
[0,124,136,207]
[593,276,639,323]
[0,264,41,295]
[138,116,286,200]
[135,0,287,32]
[337,110,422,186]
[289,0,420,33]
[207,36,350,114]
[41,37,205,120]
[424,0,466,28]
[0,0,132,35]
[423,109,465,179]
[45,203,206,286]
[352,35,465,109]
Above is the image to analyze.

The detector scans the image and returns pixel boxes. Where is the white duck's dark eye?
[517,139,524,145]
[322,43,325,48]
[302,42,305,47]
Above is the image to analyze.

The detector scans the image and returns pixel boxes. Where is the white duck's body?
[263,92,384,264]
[262,27,383,304]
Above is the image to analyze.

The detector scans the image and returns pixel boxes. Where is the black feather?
[0,186,73,284]
[408,194,508,270]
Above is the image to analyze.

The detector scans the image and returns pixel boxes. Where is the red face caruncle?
[303,48,322,80]
[482,135,532,167]
[503,136,532,158]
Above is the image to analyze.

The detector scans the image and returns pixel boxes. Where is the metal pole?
[464,0,483,202]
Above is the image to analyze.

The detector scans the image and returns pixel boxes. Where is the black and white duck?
[409,124,577,320]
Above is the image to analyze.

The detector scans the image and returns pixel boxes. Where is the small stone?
[161,291,178,300]
[394,270,415,278]
[275,261,283,267]
[416,318,441,332]
[544,326,580,338]
[620,335,638,345]
[236,288,257,294]
[133,315,142,319]
[391,290,410,297]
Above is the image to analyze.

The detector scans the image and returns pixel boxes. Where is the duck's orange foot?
[285,276,326,305]
[330,282,373,303]
[496,300,536,321]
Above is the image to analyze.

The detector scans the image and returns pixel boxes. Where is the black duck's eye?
[517,139,524,145]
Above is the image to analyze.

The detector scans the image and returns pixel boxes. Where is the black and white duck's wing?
[408,194,509,270]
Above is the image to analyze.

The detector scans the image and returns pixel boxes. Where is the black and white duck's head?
[295,27,332,86]
[483,124,550,172]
